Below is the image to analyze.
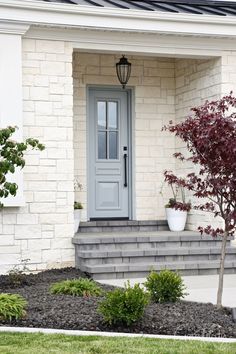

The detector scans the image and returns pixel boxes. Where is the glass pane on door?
[98,131,107,159]
[109,131,118,159]
[98,101,106,129]
[108,102,118,130]
[97,100,119,160]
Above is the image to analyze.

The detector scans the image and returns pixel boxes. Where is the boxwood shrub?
[99,282,149,326]
[144,270,187,303]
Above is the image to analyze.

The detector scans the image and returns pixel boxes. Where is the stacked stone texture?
[0,39,74,273]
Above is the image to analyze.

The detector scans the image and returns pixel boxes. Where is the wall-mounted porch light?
[116,55,131,89]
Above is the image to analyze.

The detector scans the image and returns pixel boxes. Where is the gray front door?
[88,88,130,219]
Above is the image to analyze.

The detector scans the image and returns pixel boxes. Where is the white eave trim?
[1,0,236,37]
[0,22,29,35]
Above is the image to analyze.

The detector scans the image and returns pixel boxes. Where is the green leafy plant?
[50,278,102,297]
[7,259,30,287]
[74,201,83,210]
[144,270,187,303]
[0,126,44,206]
[99,282,149,326]
[0,293,27,321]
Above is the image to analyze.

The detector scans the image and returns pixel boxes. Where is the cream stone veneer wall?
[175,58,222,230]
[73,52,176,221]
[0,38,75,273]
[221,51,236,95]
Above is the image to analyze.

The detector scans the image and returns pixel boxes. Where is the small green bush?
[0,293,27,321]
[144,270,187,303]
[99,282,149,326]
[50,278,102,297]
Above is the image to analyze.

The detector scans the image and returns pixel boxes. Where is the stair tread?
[84,259,236,267]
[73,231,233,243]
[75,230,198,237]
[77,246,236,257]
[82,259,236,271]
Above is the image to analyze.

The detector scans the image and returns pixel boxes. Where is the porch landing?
[73,230,236,280]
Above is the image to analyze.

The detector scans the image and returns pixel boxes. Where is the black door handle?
[124,153,128,187]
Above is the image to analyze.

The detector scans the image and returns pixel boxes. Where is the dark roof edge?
[131,0,236,5]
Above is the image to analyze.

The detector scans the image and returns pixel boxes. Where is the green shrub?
[0,293,27,321]
[99,282,149,326]
[49,278,102,297]
[144,270,187,303]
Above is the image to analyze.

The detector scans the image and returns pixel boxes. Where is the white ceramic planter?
[165,208,187,232]
[74,209,81,233]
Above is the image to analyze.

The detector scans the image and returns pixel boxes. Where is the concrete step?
[73,231,233,251]
[78,220,168,233]
[80,260,236,280]
[76,246,236,266]
[73,231,236,279]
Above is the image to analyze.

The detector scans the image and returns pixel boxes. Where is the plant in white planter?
[164,182,191,232]
[74,201,83,233]
[74,178,83,233]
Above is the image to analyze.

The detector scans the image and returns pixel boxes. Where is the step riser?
[77,240,231,251]
[76,253,236,266]
[91,268,236,280]
[78,220,168,234]
[79,226,168,233]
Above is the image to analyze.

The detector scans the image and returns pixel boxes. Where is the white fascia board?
[26,26,236,58]
[1,0,236,38]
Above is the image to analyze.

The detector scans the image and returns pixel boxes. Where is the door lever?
[123,147,128,187]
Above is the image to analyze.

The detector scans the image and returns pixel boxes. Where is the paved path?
[98,274,236,307]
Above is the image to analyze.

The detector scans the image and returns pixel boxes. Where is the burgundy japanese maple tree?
[163,93,236,308]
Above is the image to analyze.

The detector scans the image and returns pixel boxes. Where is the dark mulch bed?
[0,267,235,338]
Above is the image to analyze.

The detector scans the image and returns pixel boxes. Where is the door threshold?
[90,217,129,221]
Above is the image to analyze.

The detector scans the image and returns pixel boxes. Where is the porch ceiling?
[39,0,236,16]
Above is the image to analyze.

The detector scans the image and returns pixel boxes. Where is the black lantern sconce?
[116,55,131,89]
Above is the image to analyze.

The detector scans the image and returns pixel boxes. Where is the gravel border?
[0,268,235,338]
